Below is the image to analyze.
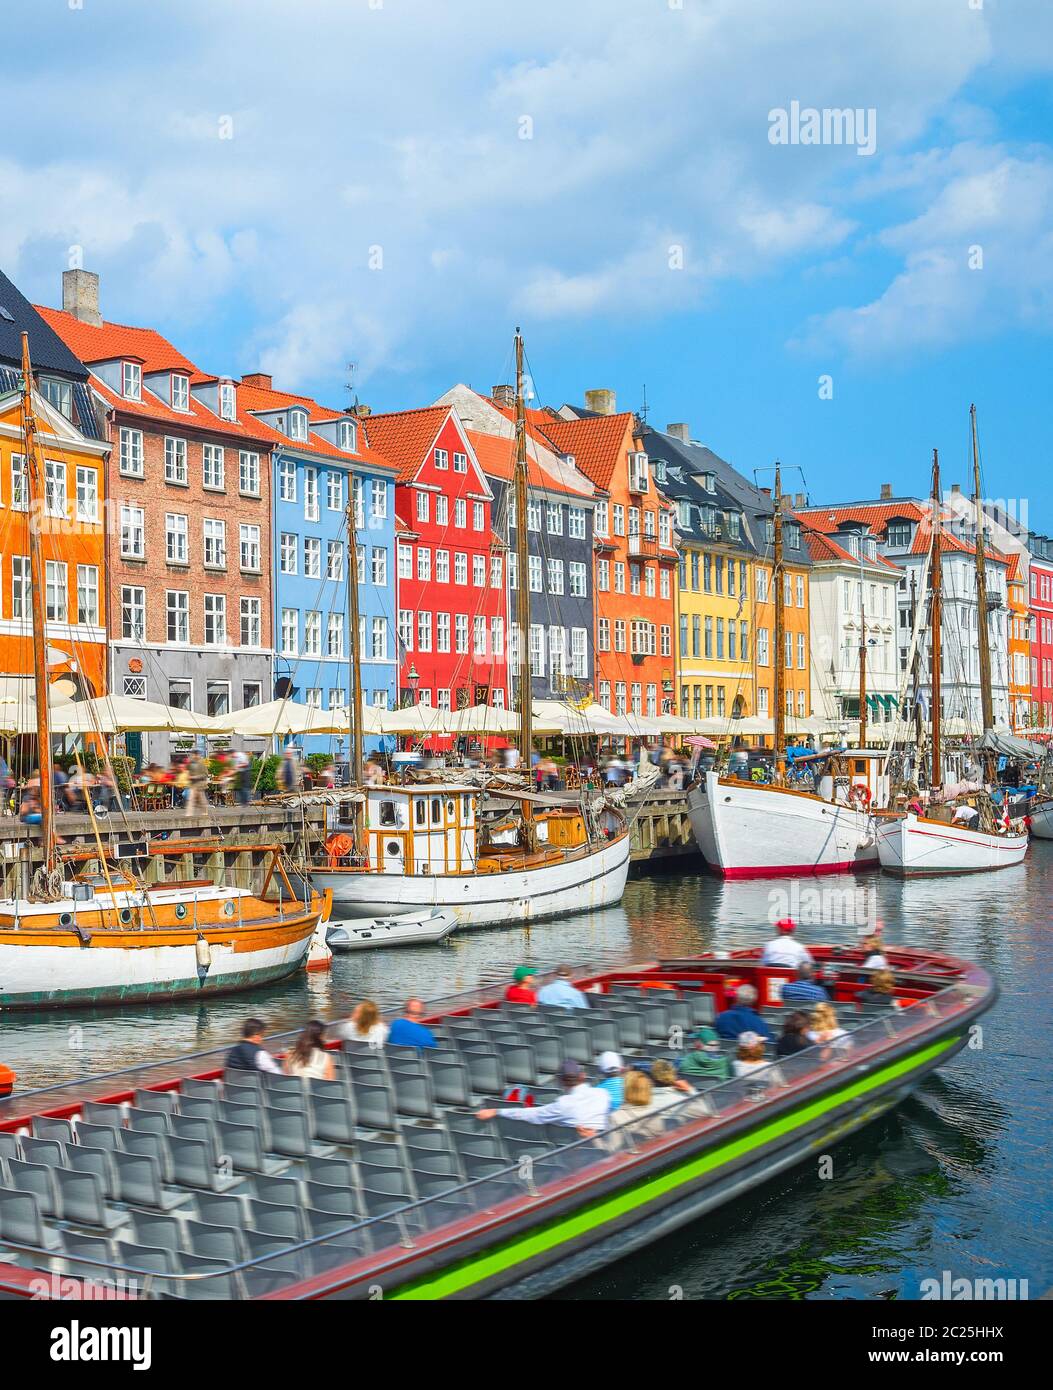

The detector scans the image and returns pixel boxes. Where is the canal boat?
[0,335,330,1008]
[310,330,630,926]
[0,941,996,1300]
[324,906,457,950]
[877,425,1029,876]
[686,464,880,878]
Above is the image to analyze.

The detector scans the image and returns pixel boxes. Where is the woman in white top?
[339,999,389,1049]
[283,1020,336,1081]
[608,1069,668,1149]
[805,1002,850,1050]
[732,1033,772,1080]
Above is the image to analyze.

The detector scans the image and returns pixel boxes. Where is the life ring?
[849,783,872,807]
[326,833,356,867]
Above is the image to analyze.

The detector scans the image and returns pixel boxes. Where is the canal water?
[4,847,1051,1300]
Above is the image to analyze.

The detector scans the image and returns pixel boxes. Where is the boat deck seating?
[0,983,902,1297]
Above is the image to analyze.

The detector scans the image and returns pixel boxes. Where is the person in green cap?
[678,1026,731,1081]
[505,965,539,1005]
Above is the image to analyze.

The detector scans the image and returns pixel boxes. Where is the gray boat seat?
[0,1190,61,1251]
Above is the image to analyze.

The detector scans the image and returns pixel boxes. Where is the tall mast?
[513,329,533,766]
[930,449,943,790]
[19,334,57,875]
[345,486,364,785]
[772,463,785,776]
[971,404,994,733]
[858,544,868,749]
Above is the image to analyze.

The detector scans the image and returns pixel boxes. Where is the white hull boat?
[325,908,458,950]
[314,830,631,929]
[875,812,1029,875]
[1027,797,1053,839]
[687,771,877,879]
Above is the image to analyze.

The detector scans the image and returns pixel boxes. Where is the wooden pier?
[0,787,702,896]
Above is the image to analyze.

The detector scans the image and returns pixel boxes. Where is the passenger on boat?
[335,999,390,1047]
[504,966,539,1005]
[760,919,813,970]
[476,1059,612,1136]
[715,985,773,1042]
[387,999,437,1050]
[227,1018,281,1073]
[732,1033,771,1079]
[647,1058,696,1107]
[805,1003,850,1050]
[536,965,590,1009]
[774,1011,811,1057]
[780,962,829,1006]
[607,1070,668,1147]
[857,969,898,1007]
[678,1026,731,1081]
[595,1052,625,1108]
[284,1020,336,1080]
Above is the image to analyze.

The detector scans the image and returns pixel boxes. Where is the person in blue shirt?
[537,965,590,1009]
[715,984,773,1041]
[780,962,830,1006]
[594,1052,625,1109]
[386,998,437,1050]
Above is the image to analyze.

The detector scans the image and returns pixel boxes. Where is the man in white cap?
[594,1051,625,1109]
[761,917,813,969]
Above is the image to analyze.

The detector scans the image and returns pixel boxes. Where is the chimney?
[760,486,772,498]
[667,423,690,443]
[951,482,961,495]
[241,372,272,390]
[62,269,101,327]
[793,492,806,508]
[585,388,616,415]
[779,494,793,513]
[491,384,515,408]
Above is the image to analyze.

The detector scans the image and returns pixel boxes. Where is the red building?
[1029,547,1053,726]
[363,405,509,712]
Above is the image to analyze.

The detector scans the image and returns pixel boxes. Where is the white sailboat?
[312,329,631,927]
[877,422,1028,876]
[686,464,879,878]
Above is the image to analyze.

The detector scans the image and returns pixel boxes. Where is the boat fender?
[0,1063,15,1099]
[195,936,212,970]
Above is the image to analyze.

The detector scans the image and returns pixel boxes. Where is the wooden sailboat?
[311,329,631,926]
[0,335,330,1008]
[687,465,881,877]
[876,423,1028,875]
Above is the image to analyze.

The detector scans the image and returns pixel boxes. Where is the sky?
[3,0,1052,521]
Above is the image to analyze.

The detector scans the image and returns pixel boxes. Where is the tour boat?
[0,941,996,1301]
[877,421,1030,876]
[325,907,458,950]
[0,335,329,1009]
[310,330,630,927]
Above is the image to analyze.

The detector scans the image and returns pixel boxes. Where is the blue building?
[241,374,398,754]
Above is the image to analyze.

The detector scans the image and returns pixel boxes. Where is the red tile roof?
[466,429,588,497]
[535,413,637,492]
[238,382,396,470]
[798,502,1007,564]
[360,406,452,483]
[800,523,901,570]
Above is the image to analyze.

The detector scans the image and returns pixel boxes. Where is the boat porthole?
[119,909,133,925]
[222,900,236,917]
[386,841,400,857]
[175,903,188,920]
[59,912,74,928]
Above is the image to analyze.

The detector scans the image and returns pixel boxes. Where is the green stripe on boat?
[391,1035,959,1299]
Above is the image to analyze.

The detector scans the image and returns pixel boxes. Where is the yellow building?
[674,515,754,723]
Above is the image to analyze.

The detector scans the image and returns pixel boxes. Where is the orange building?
[539,404,678,716]
[751,509,812,734]
[1006,554,1031,730]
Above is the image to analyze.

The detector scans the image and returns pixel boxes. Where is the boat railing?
[0,979,981,1300]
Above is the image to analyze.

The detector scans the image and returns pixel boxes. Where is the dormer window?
[219,382,236,422]
[171,375,189,411]
[289,409,308,442]
[786,522,801,549]
[886,520,912,549]
[122,362,141,400]
[701,471,716,493]
[338,419,357,452]
[40,377,72,419]
[677,499,691,530]
[653,458,667,483]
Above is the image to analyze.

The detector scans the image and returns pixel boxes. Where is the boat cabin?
[361,785,478,876]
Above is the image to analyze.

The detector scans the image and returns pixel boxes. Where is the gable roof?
[466,430,591,498]
[361,405,454,483]
[534,412,636,493]
[800,525,901,571]
[798,501,1008,564]
[0,271,90,380]
[238,381,396,471]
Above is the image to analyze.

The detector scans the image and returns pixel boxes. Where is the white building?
[802,527,900,728]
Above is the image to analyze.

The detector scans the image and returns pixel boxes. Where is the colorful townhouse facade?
[364,405,509,712]
[39,271,275,765]
[435,384,598,704]
[541,400,678,717]
[1005,554,1032,730]
[0,271,110,702]
[1027,536,1053,727]
[237,375,398,751]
